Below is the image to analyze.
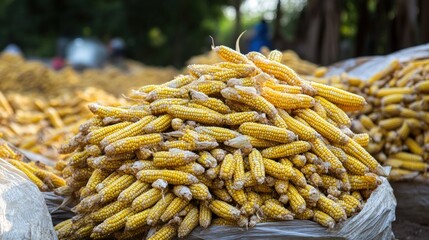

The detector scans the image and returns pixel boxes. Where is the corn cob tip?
[152,179,169,189]
[375,165,388,177]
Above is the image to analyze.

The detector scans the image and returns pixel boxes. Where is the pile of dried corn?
[0,139,66,191]
[0,88,124,160]
[54,45,385,240]
[0,53,178,96]
[340,59,429,181]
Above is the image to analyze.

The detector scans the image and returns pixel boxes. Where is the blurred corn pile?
[337,59,429,181]
[0,53,178,96]
[0,139,66,191]
[54,45,385,240]
[0,88,124,160]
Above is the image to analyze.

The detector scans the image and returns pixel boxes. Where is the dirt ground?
[393,219,429,240]
[391,182,429,240]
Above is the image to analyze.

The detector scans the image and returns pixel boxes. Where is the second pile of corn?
[52,44,387,240]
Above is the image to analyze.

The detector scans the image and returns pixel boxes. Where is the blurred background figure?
[3,43,22,56]
[66,38,107,70]
[249,19,273,52]
[109,37,126,68]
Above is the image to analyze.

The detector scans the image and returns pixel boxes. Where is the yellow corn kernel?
[310,138,345,175]
[147,223,177,240]
[173,162,205,176]
[233,150,246,190]
[189,183,212,201]
[262,158,295,181]
[105,133,162,155]
[199,203,212,228]
[7,159,48,191]
[213,45,251,64]
[100,115,156,147]
[190,90,231,113]
[239,122,296,143]
[146,87,188,101]
[277,109,319,141]
[153,149,199,168]
[315,96,351,127]
[261,141,312,159]
[146,193,175,225]
[149,98,189,115]
[197,151,217,168]
[209,200,241,221]
[308,81,366,110]
[212,188,233,202]
[184,78,227,95]
[125,209,151,231]
[291,154,307,168]
[248,54,303,86]
[118,180,150,203]
[137,170,199,185]
[93,207,133,235]
[89,103,149,121]
[224,111,261,126]
[261,199,294,220]
[295,109,348,144]
[178,207,199,238]
[89,201,129,222]
[404,138,424,155]
[267,49,283,62]
[349,174,380,190]
[342,154,369,175]
[340,139,384,175]
[99,174,136,203]
[167,105,224,126]
[317,195,346,221]
[195,127,241,143]
[227,77,256,87]
[160,197,190,222]
[221,86,278,118]
[313,210,335,228]
[143,114,173,133]
[161,140,193,151]
[352,133,370,147]
[287,185,306,214]
[225,180,247,205]
[219,154,236,180]
[131,188,163,212]
[263,86,314,109]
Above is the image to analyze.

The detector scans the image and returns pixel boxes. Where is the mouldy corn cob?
[55,43,383,239]
[340,58,429,180]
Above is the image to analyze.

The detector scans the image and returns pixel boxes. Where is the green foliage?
[0,0,228,67]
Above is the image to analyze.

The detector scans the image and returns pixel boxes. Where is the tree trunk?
[232,0,242,43]
[321,0,340,65]
[421,0,429,43]
[272,0,283,49]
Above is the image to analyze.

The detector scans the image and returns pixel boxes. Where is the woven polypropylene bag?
[0,158,57,240]
[189,178,396,240]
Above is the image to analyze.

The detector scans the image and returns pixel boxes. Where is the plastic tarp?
[189,178,396,240]
[346,44,429,81]
[0,158,57,240]
[43,192,75,226]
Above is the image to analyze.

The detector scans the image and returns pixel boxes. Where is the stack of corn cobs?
[0,88,123,161]
[344,59,429,181]
[55,44,386,240]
